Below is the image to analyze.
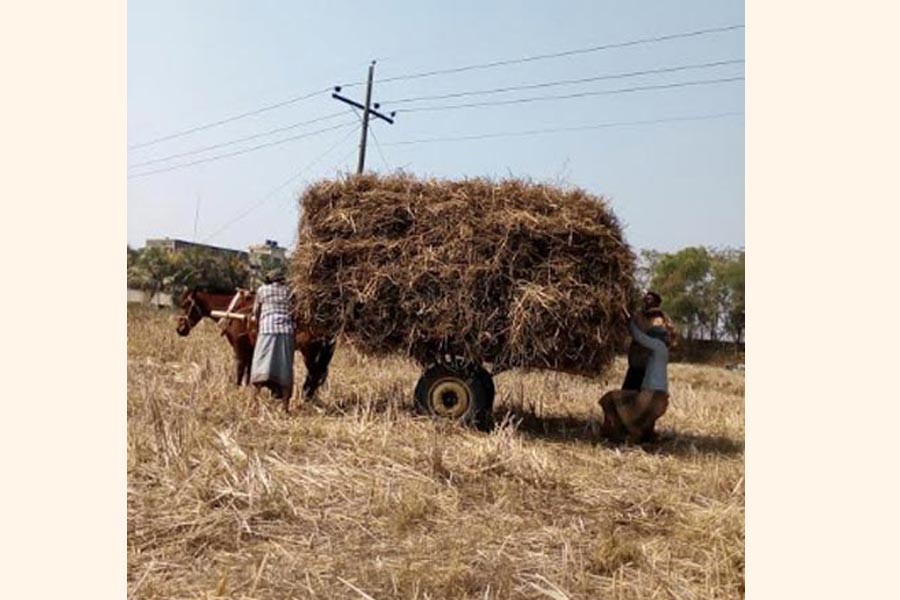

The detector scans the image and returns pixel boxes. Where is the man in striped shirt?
[250,267,296,410]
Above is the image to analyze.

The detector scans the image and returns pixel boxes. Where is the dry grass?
[128,306,744,599]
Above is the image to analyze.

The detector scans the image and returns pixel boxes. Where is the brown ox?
[175,289,335,402]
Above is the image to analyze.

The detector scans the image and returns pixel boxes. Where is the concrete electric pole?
[331,61,396,174]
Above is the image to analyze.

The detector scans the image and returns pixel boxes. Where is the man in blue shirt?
[622,291,676,391]
[598,310,671,443]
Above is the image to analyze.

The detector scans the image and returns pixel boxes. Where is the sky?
[128,0,744,254]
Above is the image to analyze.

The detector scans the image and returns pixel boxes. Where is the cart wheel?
[415,364,494,429]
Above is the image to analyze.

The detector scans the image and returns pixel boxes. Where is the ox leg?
[301,348,316,399]
[241,341,253,386]
[283,384,293,414]
[302,340,336,399]
[234,355,244,386]
[234,356,244,387]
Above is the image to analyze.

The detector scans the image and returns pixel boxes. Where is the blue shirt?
[629,320,669,392]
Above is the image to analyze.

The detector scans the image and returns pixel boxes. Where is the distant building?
[127,288,173,307]
[145,237,249,260]
[248,239,287,268]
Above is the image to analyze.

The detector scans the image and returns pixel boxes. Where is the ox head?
[175,289,205,336]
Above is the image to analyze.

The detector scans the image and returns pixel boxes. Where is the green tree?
[644,246,744,343]
[648,246,716,341]
[127,246,141,288]
[715,249,745,343]
[168,249,250,298]
[221,255,251,290]
[249,253,285,288]
[129,247,177,300]
[636,249,662,292]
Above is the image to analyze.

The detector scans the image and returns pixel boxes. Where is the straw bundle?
[291,174,635,378]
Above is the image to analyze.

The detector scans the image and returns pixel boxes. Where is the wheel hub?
[428,378,471,419]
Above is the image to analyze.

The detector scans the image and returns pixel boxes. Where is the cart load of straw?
[291,174,636,378]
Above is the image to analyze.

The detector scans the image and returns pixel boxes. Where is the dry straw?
[291,174,636,377]
[128,307,745,598]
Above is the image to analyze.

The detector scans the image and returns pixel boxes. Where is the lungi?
[250,333,295,389]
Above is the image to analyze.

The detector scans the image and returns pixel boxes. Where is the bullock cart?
[291,174,636,428]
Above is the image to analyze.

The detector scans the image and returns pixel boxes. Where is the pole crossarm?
[331,92,396,124]
[332,62,395,174]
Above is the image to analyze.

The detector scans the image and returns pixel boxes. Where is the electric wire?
[200,125,361,242]
[128,120,356,179]
[397,76,744,113]
[128,111,347,169]
[373,24,744,85]
[128,87,331,150]
[130,23,743,150]
[381,59,744,105]
[382,111,744,146]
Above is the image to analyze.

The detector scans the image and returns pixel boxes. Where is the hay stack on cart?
[291,174,636,426]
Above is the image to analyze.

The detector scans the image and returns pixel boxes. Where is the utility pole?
[357,62,375,174]
[332,60,395,174]
[193,194,201,241]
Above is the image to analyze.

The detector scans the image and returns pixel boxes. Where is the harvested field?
[128,306,744,599]
[292,175,636,378]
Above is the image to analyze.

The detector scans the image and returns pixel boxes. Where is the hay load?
[291,174,636,378]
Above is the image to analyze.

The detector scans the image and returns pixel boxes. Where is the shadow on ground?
[495,407,744,457]
[297,392,744,458]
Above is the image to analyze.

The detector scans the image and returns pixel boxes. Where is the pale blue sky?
[128,0,744,253]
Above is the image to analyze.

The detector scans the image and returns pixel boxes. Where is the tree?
[126,246,251,303]
[169,249,250,299]
[648,247,716,341]
[249,253,285,288]
[127,246,141,287]
[643,245,744,343]
[636,249,662,292]
[221,255,251,290]
[129,247,176,301]
[715,249,745,343]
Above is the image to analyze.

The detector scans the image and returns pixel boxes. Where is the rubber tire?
[415,364,494,429]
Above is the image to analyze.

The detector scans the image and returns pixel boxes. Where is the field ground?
[128,306,744,599]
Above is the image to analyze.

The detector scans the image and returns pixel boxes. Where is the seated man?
[599,310,670,443]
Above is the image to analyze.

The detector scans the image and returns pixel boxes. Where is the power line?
[128,111,347,169]
[128,88,331,150]
[333,144,365,176]
[382,59,744,105]
[373,24,744,85]
[129,60,741,172]
[200,125,361,243]
[128,120,357,179]
[348,104,392,172]
[397,76,744,113]
[131,24,744,152]
[288,142,363,249]
[369,126,391,172]
[382,111,744,146]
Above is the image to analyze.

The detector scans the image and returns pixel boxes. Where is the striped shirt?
[253,282,295,335]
